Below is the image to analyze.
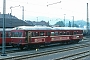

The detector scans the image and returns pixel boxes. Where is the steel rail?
[55,50,90,60]
[0,43,90,60]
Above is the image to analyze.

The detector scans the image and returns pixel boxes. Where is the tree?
[68,21,71,27]
[74,24,79,27]
[55,21,65,27]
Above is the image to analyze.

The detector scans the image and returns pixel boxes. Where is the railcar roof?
[0,28,13,31]
[52,27,83,30]
[13,26,52,30]
[12,26,83,30]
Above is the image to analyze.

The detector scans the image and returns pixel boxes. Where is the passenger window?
[1,34,3,37]
[35,32,39,36]
[0,34,1,37]
[66,32,70,35]
[8,32,11,37]
[32,32,35,37]
[47,32,51,36]
[18,32,23,37]
[51,32,54,36]
[79,31,82,34]
[74,31,77,35]
[0,32,3,37]
[11,32,14,37]
[63,32,66,35]
[15,32,19,37]
[77,31,79,34]
[40,32,44,36]
[6,32,10,37]
[55,31,58,36]
[0,33,1,37]
[6,32,8,37]
[59,32,62,35]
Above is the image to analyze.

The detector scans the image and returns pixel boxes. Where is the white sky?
[0,0,90,22]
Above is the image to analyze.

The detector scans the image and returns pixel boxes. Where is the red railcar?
[10,26,83,49]
[0,28,12,45]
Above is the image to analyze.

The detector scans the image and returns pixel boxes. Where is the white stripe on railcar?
[11,37,26,38]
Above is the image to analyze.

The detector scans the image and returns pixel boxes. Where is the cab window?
[11,32,23,37]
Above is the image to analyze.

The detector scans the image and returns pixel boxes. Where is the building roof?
[0,14,32,28]
[0,13,18,19]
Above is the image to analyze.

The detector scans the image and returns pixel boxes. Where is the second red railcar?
[0,28,12,45]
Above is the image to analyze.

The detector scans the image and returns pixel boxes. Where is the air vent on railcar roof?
[12,27,19,30]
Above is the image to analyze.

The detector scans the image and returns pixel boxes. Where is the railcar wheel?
[66,41,70,44]
[70,40,75,44]
[60,41,64,45]
[20,46,24,50]
[25,45,30,50]
[75,40,79,43]
[18,45,24,50]
[12,44,15,48]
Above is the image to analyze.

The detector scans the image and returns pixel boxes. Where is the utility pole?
[10,5,24,25]
[86,3,89,35]
[22,6,24,21]
[72,16,74,27]
[10,7,12,15]
[47,1,62,26]
[22,6,24,26]
[10,5,20,15]
[10,5,24,21]
[1,0,7,56]
[64,14,66,27]
[36,17,38,25]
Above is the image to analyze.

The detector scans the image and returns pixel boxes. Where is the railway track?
[0,48,29,54]
[0,41,89,54]
[55,50,90,60]
[0,36,89,54]
[0,38,89,54]
[0,43,90,60]
[0,46,13,49]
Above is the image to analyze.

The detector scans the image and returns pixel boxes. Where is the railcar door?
[28,31,32,43]
[45,32,51,43]
[26,31,32,43]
